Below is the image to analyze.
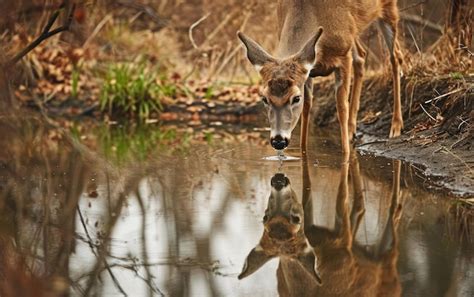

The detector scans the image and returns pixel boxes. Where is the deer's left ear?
[294,27,323,72]
[295,246,322,285]
[238,245,274,280]
[237,31,275,72]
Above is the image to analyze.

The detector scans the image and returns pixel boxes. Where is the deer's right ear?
[238,245,274,279]
[295,27,323,72]
[237,31,275,72]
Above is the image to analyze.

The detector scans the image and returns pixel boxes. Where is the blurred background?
[0,1,472,297]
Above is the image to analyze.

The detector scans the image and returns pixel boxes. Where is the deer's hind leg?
[348,40,367,141]
[379,9,404,138]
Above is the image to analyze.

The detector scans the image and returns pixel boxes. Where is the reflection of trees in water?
[0,116,256,296]
[0,115,472,296]
[0,115,90,296]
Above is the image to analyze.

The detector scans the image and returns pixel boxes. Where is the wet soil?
[311,74,473,197]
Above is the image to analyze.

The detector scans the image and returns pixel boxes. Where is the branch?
[401,13,444,34]
[6,4,76,68]
[116,0,168,30]
[189,13,210,50]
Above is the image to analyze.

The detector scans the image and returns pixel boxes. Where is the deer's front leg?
[334,56,352,161]
[300,79,313,154]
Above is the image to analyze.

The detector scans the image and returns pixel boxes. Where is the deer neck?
[276,0,322,58]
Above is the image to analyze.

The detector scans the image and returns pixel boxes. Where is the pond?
[0,115,472,297]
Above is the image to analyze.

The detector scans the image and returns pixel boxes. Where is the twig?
[116,0,167,30]
[400,0,427,12]
[424,88,462,104]
[356,140,388,147]
[407,24,422,54]
[401,13,444,34]
[82,13,113,50]
[189,13,210,50]
[200,11,237,48]
[6,4,76,67]
[440,146,474,175]
[76,206,99,257]
[419,103,437,121]
[213,45,241,78]
[77,206,128,296]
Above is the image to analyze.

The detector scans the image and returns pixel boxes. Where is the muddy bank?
[312,73,473,197]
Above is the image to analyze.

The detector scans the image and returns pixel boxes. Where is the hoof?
[389,120,403,138]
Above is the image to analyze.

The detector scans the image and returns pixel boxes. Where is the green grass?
[99,62,163,121]
[449,72,464,80]
[97,124,192,164]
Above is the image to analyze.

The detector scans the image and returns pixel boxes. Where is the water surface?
[0,118,472,297]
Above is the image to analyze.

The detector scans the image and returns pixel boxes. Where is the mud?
[311,73,473,197]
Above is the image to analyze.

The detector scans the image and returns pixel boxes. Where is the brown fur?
[240,154,403,297]
[240,0,404,158]
[260,60,308,107]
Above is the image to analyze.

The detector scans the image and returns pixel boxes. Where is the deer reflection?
[238,171,321,284]
[239,154,403,297]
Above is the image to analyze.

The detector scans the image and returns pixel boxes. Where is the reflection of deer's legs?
[301,154,314,230]
[335,162,352,246]
[349,152,365,236]
[377,160,402,256]
[377,160,403,297]
[300,79,314,154]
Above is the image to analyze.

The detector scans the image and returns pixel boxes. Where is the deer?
[238,153,403,297]
[238,0,404,159]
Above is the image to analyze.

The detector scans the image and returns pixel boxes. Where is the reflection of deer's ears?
[296,247,322,285]
[238,245,274,280]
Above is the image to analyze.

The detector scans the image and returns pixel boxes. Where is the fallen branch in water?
[6,3,76,68]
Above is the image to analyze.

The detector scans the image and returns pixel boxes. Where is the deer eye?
[263,215,269,222]
[292,96,301,105]
[261,96,269,105]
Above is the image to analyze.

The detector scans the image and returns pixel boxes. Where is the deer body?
[239,0,403,158]
[239,155,402,297]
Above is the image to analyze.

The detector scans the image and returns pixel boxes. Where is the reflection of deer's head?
[238,173,321,284]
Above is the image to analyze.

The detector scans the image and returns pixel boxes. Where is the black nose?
[271,135,289,150]
[271,173,290,190]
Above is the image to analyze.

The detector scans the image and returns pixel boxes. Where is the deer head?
[238,173,321,284]
[237,28,323,150]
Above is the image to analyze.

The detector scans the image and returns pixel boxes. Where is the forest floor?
[5,5,473,198]
[313,72,473,197]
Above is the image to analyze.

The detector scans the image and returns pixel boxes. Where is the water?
[262,149,300,161]
[0,117,472,297]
